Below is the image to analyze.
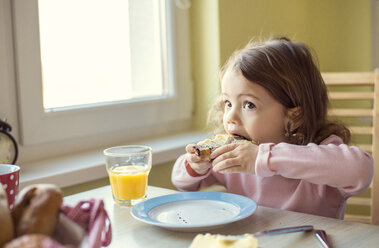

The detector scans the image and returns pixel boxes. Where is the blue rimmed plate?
[130,191,257,232]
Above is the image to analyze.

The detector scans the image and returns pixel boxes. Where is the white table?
[64,185,379,247]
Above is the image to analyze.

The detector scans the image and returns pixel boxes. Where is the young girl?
[171,37,373,219]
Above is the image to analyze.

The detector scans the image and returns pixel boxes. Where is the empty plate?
[130,191,257,232]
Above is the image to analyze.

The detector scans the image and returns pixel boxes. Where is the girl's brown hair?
[208,37,350,145]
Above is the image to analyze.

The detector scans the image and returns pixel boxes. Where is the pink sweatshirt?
[171,135,374,219]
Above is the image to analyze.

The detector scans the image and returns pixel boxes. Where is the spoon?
[254,225,314,237]
[220,225,314,240]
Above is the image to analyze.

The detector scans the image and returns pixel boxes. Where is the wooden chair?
[322,69,379,224]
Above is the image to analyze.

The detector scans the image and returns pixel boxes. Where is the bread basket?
[60,198,112,248]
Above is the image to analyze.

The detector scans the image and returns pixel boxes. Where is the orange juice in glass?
[104,145,152,206]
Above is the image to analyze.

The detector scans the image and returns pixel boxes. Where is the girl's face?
[221,68,289,144]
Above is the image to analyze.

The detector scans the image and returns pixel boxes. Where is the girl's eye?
[244,101,256,109]
[224,100,232,108]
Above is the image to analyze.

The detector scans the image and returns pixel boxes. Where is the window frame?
[11,0,193,147]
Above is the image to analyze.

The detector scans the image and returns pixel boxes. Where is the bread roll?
[0,184,14,246]
[193,134,258,161]
[3,234,73,248]
[12,184,63,237]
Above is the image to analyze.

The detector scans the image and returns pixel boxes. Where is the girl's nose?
[225,107,241,125]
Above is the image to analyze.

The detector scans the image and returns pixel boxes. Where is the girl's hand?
[211,143,258,174]
[185,144,212,175]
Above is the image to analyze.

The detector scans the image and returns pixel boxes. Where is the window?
[38,0,165,110]
[11,0,192,149]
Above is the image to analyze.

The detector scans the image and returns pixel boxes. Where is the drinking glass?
[104,145,152,206]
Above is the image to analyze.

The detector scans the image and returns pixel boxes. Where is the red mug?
[0,164,20,210]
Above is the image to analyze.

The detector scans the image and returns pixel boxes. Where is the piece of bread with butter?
[193,134,258,161]
[189,233,258,248]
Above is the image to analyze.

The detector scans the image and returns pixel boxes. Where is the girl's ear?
[286,106,302,131]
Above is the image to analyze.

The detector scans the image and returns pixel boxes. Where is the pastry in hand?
[193,134,258,161]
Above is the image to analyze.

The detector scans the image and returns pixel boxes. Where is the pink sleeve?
[171,154,218,191]
[255,135,374,196]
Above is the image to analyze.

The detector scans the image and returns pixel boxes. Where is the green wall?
[190,0,221,130]
[191,0,372,129]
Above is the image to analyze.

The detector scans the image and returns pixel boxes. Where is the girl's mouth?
[233,134,250,141]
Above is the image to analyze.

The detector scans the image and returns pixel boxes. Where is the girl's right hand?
[185,144,212,175]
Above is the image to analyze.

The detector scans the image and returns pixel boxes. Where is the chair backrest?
[322,69,379,224]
